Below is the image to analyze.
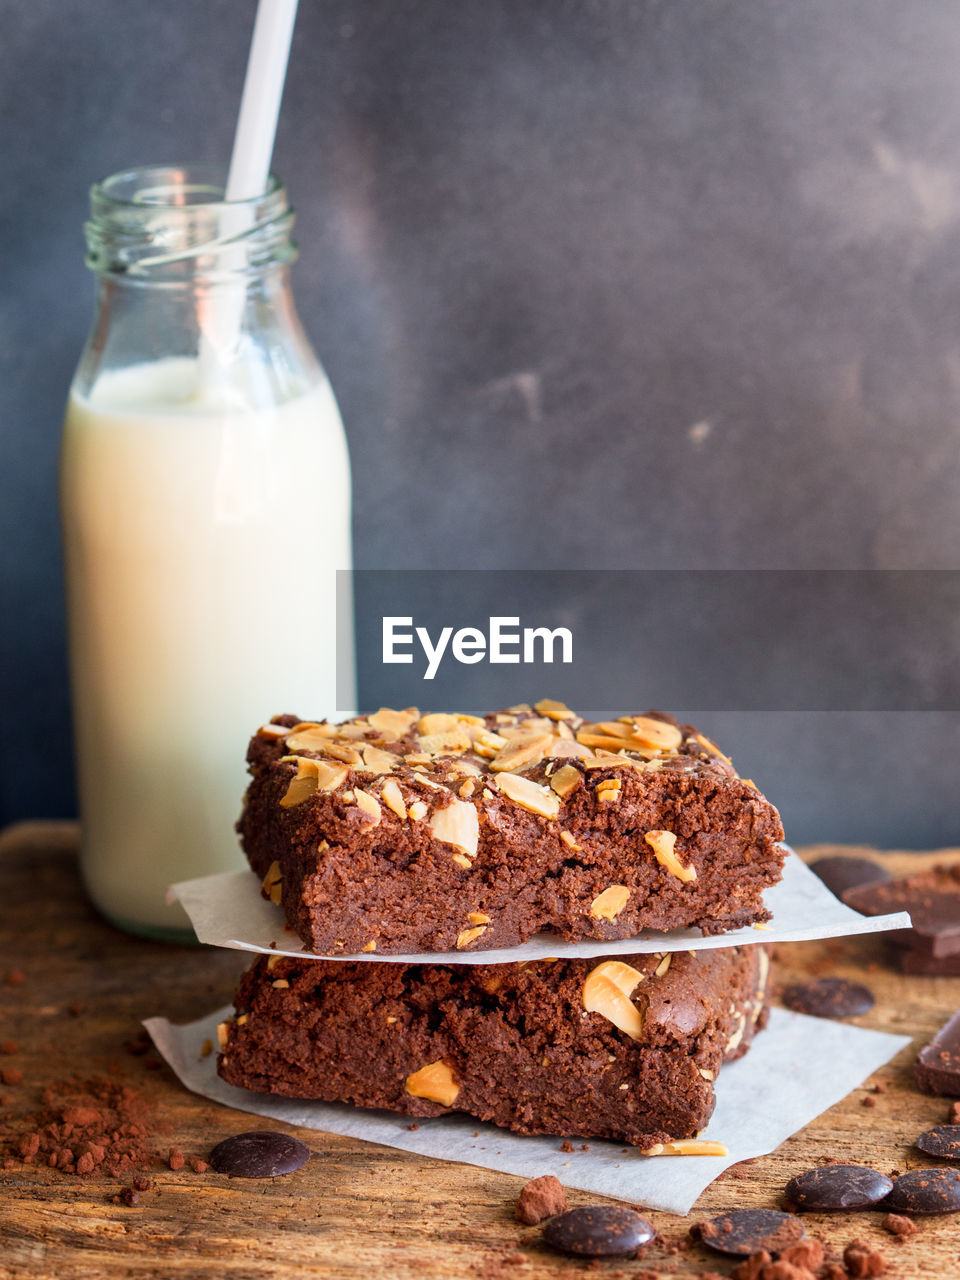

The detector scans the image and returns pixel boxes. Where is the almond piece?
[534,698,576,720]
[589,885,630,920]
[451,853,473,870]
[429,798,479,858]
[471,729,508,758]
[641,1139,728,1157]
[456,925,486,949]
[216,1021,231,1050]
[367,707,419,738]
[644,830,697,883]
[408,800,428,821]
[284,723,338,752]
[495,771,561,819]
[257,722,290,740]
[630,716,683,752]
[654,954,672,978]
[360,744,398,775]
[318,740,363,766]
[405,1060,459,1106]
[582,961,645,1040]
[353,788,381,826]
[550,764,582,798]
[381,778,407,821]
[361,940,377,953]
[547,738,594,761]
[260,861,283,906]
[467,911,491,924]
[560,831,581,851]
[280,756,350,806]
[489,732,554,773]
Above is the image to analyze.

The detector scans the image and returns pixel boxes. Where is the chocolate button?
[785,1164,893,1211]
[809,856,892,901]
[209,1130,310,1178]
[885,1167,960,1215]
[542,1206,654,1257]
[696,1208,806,1257]
[916,1126,960,1161]
[781,977,875,1019]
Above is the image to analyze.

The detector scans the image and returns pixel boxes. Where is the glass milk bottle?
[60,165,354,941]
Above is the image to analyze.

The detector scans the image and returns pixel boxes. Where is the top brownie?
[238,701,785,955]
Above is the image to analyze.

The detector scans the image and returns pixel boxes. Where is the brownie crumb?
[132,1175,151,1191]
[1,1069,23,1086]
[6,970,25,986]
[860,1095,877,1108]
[559,1140,575,1153]
[882,1213,918,1238]
[189,1158,209,1173]
[843,1240,887,1277]
[118,1186,139,1206]
[402,1123,419,1131]
[68,999,85,1016]
[779,1239,824,1270]
[168,1148,185,1171]
[1,1042,18,1055]
[515,1174,569,1225]
[730,1252,771,1280]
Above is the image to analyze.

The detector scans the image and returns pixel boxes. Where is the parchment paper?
[170,848,910,965]
[146,1007,910,1216]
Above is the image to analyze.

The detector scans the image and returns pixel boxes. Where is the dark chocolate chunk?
[781,977,874,1019]
[916,1126,960,1160]
[696,1208,806,1257]
[208,1130,310,1178]
[785,1164,893,1211]
[915,1011,960,1096]
[884,1167,960,1215]
[809,856,892,902]
[542,1205,654,1257]
[845,865,960,958]
[899,950,960,976]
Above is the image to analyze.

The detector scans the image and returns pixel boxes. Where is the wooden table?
[0,825,958,1279]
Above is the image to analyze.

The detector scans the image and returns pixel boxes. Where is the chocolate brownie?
[217,945,770,1148]
[238,703,785,955]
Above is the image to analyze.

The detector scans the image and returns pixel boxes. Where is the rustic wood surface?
[0,824,959,1279]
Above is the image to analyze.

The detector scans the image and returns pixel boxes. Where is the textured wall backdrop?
[2,0,960,843]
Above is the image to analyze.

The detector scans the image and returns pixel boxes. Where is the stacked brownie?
[218,702,784,1146]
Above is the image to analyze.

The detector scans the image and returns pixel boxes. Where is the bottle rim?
[85,163,297,281]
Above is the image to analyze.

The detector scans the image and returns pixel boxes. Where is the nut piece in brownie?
[218,945,770,1148]
[238,702,785,955]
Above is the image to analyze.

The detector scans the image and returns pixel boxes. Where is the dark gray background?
[3,0,960,845]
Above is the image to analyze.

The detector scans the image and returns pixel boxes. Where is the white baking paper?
[170,848,910,965]
[145,1006,910,1216]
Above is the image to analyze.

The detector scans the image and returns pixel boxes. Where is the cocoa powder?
[0,1077,158,1177]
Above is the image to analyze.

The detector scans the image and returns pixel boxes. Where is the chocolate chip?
[209,1130,310,1179]
[785,1164,893,1211]
[695,1209,806,1257]
[884,1167,960,1215]
[809,856,891,901]
[781,977,875,1018]
[916,1126,960,1160]
[542,1205,654,1257]
[915,1010,960,1096]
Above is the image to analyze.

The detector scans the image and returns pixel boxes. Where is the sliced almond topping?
[260,861,283,905]
[459,779,476,798]
[405,1060,459,1106]
[698,1067,715,1081]
[271,978,290,989]
[644,830,697,883]
[495,771,561,819]
[381,778,407,821]
[560,830,581,851]
[386,1015,398,1025]
[408,800,428,821]
[341,790,355,803]
[417,713,461,735]
[471,729,508,758]
[417,726,473,756]
[534,698,576,720]
[361,940,377,953]
[449,758,482,778]
[318,739,363,766]
[216,1021,231,1050]
[353,787,381,826]
[429,798,479,858]
[589,884,630,920]
[451,853,473,870]
[550,764,582,798]
[279,761,320,808]
[631,716,683,752]
[655,954,672,978]
[235,1014,248,1026]
[695,732,732,763]
[456,925,486,949]
[642,1139,728,1157]
[726,1014,747,1054]
[489,731,553,773]
[266,954,282,971]
[596,779,622,804]
[582,961,645,1040]
[590,721,636,740]
[284,724,338,753]
[367,707,419,738]
[576,730,641,753]
[548,737,594,760]
[404,752,432,765]
[467,911,491,924]
[257,722,290,740]
[359,744,398,775]
[506,703,533,715]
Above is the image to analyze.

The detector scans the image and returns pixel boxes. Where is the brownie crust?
[218,945,771,1148]
[237,702,785,955]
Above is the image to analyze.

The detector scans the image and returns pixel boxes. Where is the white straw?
[198,0,300,390]
[226,0,300,202]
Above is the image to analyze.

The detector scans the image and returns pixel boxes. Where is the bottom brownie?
[217,945,770,1148]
